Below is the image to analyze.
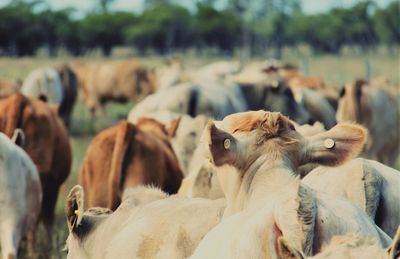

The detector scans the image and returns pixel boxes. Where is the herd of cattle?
[0,57,399,259]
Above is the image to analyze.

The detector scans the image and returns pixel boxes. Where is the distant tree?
[193,3,241,54]
[99,0,115,13]
[80,12,136,56]
[374,1,400,46]
[0,1,42,55]
[124,3,192,54]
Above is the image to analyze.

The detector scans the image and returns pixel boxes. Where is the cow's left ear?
[66,185,85,233]
[206,122,238,167]
[277,237,305,259]
[167,116,182,137]
[388,226,400,259]
[300,123,367,167]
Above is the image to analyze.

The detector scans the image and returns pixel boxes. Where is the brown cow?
[0,79,21,99]
[0,93,72,239]
[55,64,78,129]
[71,60,156,114]
[79,119,183,210]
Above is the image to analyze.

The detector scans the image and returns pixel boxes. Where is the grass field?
[0,52,398,258]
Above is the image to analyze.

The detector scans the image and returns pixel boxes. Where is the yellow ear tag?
[324,138,335,149]
[74,210,79,215]
[223,139,231,150]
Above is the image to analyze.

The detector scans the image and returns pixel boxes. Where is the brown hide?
[0,79,20,99]
[0,93,72,231]
[79,120,183,210]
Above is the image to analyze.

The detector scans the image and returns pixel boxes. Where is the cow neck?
[220,154,296,218]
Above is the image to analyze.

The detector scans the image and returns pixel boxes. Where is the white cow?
[191,111,391,259]
[0,131,42,259]
[303,158,400,237]
[21,67,63,106]
[128,81,248,121]
[65,185,226,259]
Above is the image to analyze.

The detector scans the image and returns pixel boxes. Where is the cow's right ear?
[300,123,367,167]
[277,237,305,259]
[66,185,85,233]
[11,128,25,147]
[168,116,182,137]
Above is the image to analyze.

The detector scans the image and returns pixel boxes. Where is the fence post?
[365,59,371,80]
[302,57,309,75]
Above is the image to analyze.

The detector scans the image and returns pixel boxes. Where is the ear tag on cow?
[74,210,79,215]
[271,80,279,88]
[223,139,231,150]
[323,138,335,149]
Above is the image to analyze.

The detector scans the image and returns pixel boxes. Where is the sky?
[0,0,395,16]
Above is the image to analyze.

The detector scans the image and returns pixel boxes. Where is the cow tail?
[188,86,199,117]
[107,120,135,210]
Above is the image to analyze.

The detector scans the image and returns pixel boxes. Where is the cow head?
[205,110,366,178]
[135,68,157,100]
[336,79,370,124]
[65,185,112,258]
[0,93,57,173]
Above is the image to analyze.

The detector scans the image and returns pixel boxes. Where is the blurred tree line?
[0,0,398,56]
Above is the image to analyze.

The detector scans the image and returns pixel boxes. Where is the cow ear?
[277,237,305,259]
[168,116,182,137]
[66,185,85,233]
[388,226,400,259]
[11,128,25,147]
[206,122,238,167]
[300,123,367,166]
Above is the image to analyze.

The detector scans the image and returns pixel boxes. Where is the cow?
[191,111,391,259]
[0,130,42,259]
[278,227,400,259]
[227,62,312,124]
[291,87,337,129]
[20,67,63,107]
[71,60,156,115]
[0,79,21,99]
[128,81,248,121]
[303,158,400,237]
[155,57,184,90]
[55,64,78,129]
[188,61,241,83]
[0,93,72,240]
[64,185,226,259]
[336,79,400,166]
[79,119,183,210]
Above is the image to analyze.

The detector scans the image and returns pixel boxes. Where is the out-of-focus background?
[0,0,398,258]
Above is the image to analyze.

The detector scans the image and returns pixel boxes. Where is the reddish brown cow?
[0,93,72,238]
[79,119,183,210]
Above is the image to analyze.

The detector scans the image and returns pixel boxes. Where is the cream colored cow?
[191,111,391,259]
[65,185,226,259]
[303,158,400,237]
